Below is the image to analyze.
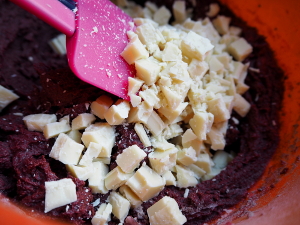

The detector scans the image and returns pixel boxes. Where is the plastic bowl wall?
[1,0,300,224]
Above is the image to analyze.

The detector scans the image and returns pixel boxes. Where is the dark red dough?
[0,0,284,224]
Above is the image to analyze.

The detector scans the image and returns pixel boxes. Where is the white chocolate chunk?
[139,88,159,107]
[162,42,182,62]
[109,191,130,222]
[105,166,133,191]
[121,35,149,65]
[207,126,226,150]
[228,38,253,61]
[162,123,183,140]
[206,96,230,123]
[161,86,182,110]
[181,31,214,61]
[229,26,242,36]
[213,150,233,169]
[233,94,251,117]
[158,102,188,124]
[66,164,92,181]
[79,142,102,166]
[72,113,96,130]
[81,123,115,157]
[208,56,224,73]
[202,167,221,181]
[194,153,213,173]
[177,147,197,166]
[126,164,165,201]
[153,6,171,25]
[88,161,109,194]
[66,130,82,143]
[49,133,84,165]
[116,145,146,173]
[147,196,187,225]
[104,99,130,125]
[128,77,144,96]
[187,164,206,179]
[162,171,176,186]
[188,59,209,80]
[173,1,186,23]
[94,157,111,165]
[175,165,198,188]
[91,203,112,225]
[150,135,175,151]
[48,34,66,55]
[0,85,19,111]
[23,114,57,132]
[212,15,231,35]
[189,111,214,140]
[135,58,161,85]
[144,110,165,136]
[44,178,77,213]
[149,148,178,175]
[134,123,151,147]
[43,120,71,139]
[128,101,153,124]
[90,95,114,119]
[119,185,142,208]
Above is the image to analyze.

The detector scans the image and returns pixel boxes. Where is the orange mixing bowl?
[1,0,300,224]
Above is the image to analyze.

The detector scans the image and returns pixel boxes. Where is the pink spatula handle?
[10,0,75,36]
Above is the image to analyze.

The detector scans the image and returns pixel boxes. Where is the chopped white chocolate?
[72,113,96,130]
[189,111,214,140]
[90,95,114,119]
[49,133,84,165]
[188,59,209,80]
[104,99,130,125]
[91,203,112,225]
[175,165,198,188]
[105,166,133,190]
[161,86,182,110]
[81,123,115,157]
[48,34,66,55]
[147,196,187,225]
[233,93,251,117]
[128,101,153,124]
[213,150,233,169]
[44,178,77,213]
[43,120,71,139]
[23,114,57,132]
[229,26,242,36]
[139,88,160,107]
[173,1,186,23]
[149,148,178,175]
[79,142,102,166]
[162,42,182,61]
[206,96,230,123]
[202,167,222,181]
[126,164,165,201]
[212,15,231,35]
[188,164,206,179]
[66,164,92,181]
[88,161,109,194]
[207,126,226,150]
[109,191,130,222]
[158,102,188,124]
[162,171,176,186]
[228,38,253,61]
[194,153,213,173]
[119,185,142,208]
[0,85,19,112]
[181,31,214,61]
[116,145,146,173]
[153,6,171,25]
[144,110,165,136]
[128,77,144,96]
[177,147,197,166]
[121,35,149,65]
[135,58,161,85]
[134,123,151,147]
[66,130,82,143]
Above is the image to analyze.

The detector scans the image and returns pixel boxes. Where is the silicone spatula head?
[67,0,135,100]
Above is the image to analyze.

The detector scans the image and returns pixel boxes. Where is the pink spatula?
[10,0,135,100]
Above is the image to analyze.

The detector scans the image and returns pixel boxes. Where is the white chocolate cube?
[173,1,186,23]
[128,101,153,124]
[135,58,161,85]
[194,153,213,173]
[109,191,130,221]
[104,99,130,125]
[228,38,253,61]
[90,95,114,119]
[162,171,176,186]
[233,93,251,117]
[79,142,102,166]
[144,110,165,136]
[44,178,77,213]
[126,164,165,201]
[105,166,133,191]
[207,97,230,123]
[49,133,84,165]
[23,114,57,132]
[116,145,146,173]
[119,185,142,208]
[72,113,96,130]
[0,85,19,112]
[189,111,214,140]
[177,147,197,166]
[134,123,151,147]
[147,196,187,225]
[88,161,109,194]
[66,164,92,181]
[91,203,112,225]
[175,165,198,188]
[66,130,82,143]
[43,120,71,139]
[149,148,178,175]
